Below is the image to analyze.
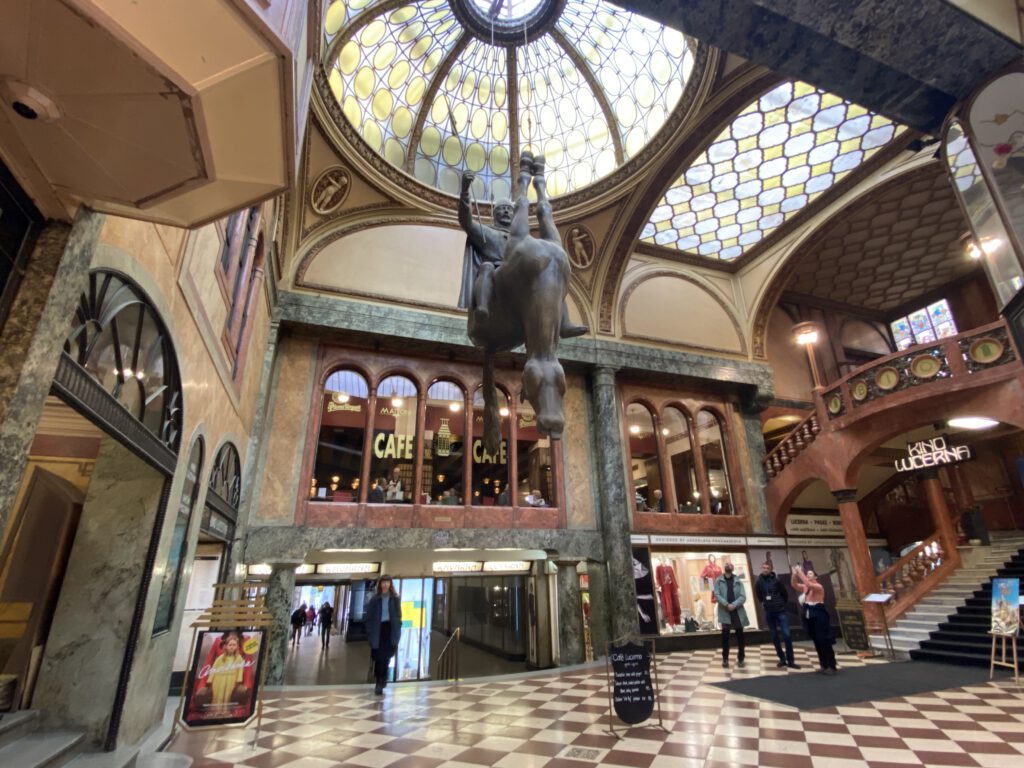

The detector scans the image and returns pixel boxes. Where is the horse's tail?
[482,349,500,456]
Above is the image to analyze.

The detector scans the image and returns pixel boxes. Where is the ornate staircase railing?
[866,530,958,627]
[763,411,820,479]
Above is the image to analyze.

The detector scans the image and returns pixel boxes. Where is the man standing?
[756,561,800,669]
[458,171,587,338]
[714,562,748,668]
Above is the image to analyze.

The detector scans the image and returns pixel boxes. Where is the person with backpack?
[290,603,306,646]
[755,560,800,669]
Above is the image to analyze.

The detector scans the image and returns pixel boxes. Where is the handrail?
[868,533,953,626]
[435,627,461,683]
[763,411,820,478]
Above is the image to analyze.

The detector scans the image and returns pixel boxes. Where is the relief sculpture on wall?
[457,151,588,453]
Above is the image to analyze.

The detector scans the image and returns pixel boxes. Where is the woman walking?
[365,576,402,695]
[791,564,837,674]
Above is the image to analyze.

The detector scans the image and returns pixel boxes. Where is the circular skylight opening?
[321,0,702,201]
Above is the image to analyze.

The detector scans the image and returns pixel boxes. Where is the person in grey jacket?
[714,562,749,668]
[365,576,402,694]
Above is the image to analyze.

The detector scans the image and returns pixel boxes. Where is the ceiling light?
[449,401,462,412]
[966,238,1002,260]
[338,392,350,403]
[948,416,998,430]
[795,328,818,345]
[391,396,403,407]
[629,425,640,434]
[499,406,509,417]
[661,428,669,436]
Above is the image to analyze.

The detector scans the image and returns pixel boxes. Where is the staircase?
[907,534,1024,667]
[869,537,1024,654]
[0,711,85,768]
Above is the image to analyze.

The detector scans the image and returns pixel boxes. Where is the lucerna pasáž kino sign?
[894,436,974,474]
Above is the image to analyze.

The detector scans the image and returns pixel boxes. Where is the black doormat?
[712,660,1007,710]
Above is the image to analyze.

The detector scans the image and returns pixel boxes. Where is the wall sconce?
[792,321,823,389]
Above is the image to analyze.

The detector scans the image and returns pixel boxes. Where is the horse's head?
[521,357,566,438]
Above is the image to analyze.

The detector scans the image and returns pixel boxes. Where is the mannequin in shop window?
[654,557,682,631]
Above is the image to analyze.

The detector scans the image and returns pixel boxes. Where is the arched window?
[425,380,467,505]
[696,409,733,515]
[64,270,183,452]
[516,396,556,507]
[313,369,370,502]
[471,386,511,506]
[370,374,419,503]
[626,403,662,511]
[663,406,698,514]
[209,442,241,508]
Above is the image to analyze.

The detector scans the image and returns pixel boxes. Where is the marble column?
[555,560,584,666]
[264,562,299,685]
[589,366,637,642]
[833,489,876,599]
[586,560,609,657]
[0,208,103,534]
[737,407,771,532]
[920,469,961,568]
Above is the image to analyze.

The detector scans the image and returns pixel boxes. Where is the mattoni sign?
[894,435,973,473]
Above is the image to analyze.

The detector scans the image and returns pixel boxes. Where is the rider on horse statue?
[457,151,585,453]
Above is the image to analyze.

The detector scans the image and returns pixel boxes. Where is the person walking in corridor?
[714,562,749,668]
[791,564,837,675]
[318,601,334,651]
[365,576,402,695]
[756,560,799,669]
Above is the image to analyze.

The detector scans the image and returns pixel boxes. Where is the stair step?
[66,746,144,768]
[0,731,84,768]
[919,638,992,654]
[909,648,992,667]
[0,711,40,750]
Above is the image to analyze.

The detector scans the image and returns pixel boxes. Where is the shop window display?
[515,398,556,507]
[471,387,511,506]
[312,369,370,501]
[626,402,663,511]
[369,374,419,503]
[696,409,733,514]
[662,406,699,513]
[647,550,759,634]
[424,380,466,505]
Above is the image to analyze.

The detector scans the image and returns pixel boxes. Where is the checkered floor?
[167,645,1024,768]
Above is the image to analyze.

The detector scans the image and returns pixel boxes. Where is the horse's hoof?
[560,322,588,339]
[519,150,534,173]
[530,154,546,177]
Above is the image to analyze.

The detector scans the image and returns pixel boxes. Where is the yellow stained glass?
[641,80,897,258]
[372,90,393,120]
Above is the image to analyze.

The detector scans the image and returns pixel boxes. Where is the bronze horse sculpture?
[466,151,571,455]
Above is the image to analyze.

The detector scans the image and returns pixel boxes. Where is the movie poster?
[183,629,265,728]
[991,578,1020,636]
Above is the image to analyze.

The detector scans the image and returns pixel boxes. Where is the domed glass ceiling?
[322,0,697,201]
[641,81,901,261]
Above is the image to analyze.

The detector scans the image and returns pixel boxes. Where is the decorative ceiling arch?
[749,161,976,359]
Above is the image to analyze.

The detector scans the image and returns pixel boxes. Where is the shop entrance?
[281,574,531,685]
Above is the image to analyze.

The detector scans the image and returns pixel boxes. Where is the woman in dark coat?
[364,575,402,695]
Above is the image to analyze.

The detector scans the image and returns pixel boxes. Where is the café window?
[471,386,511,506]
[626,403,663,512]
[696,409,733,515]
[369,374,419,503]
[312,368,369,502]
[664,406,699,514]
[516,397,556,507]
[425,380,467,505]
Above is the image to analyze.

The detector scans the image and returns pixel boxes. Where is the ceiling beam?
[616,0,1022,133]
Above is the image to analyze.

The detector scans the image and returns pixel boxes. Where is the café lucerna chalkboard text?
[609,642,655,725]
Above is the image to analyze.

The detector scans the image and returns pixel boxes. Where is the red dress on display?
[656,564,681,625]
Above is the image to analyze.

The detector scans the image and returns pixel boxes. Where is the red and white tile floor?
[166,646,1024,768]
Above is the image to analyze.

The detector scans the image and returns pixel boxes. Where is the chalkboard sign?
[835,599,870,651]
[609,642,655,725]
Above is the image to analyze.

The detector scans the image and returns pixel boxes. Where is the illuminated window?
[313,369,370,502]
[890,299,958,350]
[642,81,899,260]
[322,0,698,198]
[696,410,733,515]
[425,379,467,505]
[663,406,698,514]
[626,403,662,512]
[471,386,511,506]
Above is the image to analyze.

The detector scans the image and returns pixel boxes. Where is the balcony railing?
[763,412,821,479]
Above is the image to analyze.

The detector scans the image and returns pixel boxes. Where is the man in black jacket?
[755,561,799,669]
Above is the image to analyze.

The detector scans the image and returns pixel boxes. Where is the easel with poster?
[989,578,1020,684]
[171,583,274,748]
[863,593,895,660]
[604,637,667,739]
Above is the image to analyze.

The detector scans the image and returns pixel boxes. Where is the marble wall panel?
[32,437,165,744]
[254,336,318,524]
[562,374,597,530]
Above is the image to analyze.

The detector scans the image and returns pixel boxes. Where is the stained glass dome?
[322,0,699,201]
